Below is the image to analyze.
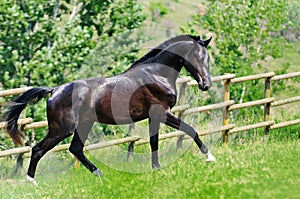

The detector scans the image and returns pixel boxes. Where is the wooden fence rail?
[0,71,300,163]
[0,87,32,98]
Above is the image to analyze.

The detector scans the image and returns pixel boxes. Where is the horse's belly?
[95,110,148,125]
[95,96,149,124]
[95,83,150,124]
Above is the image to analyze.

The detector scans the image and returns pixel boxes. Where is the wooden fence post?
[222,79,231,144]
[74,157,80,169]
[264,76,273,135]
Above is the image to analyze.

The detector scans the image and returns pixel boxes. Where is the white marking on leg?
[26,175,38,186]
[92,169,103,177]
[205,151,216,162]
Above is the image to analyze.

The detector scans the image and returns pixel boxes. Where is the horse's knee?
[69,144,83,156]
[31,145,43,160]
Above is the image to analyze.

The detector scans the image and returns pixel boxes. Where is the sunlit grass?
[1,138,299,199]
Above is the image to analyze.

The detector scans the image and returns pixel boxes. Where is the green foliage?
[0,0,146,145]
[0,1,91,88]
[184,0,290,120]
[194,0,289,76]
[107,1,146,36]
[149,2,169,22]
[0,0,146,89]
[78,30,148,78]
[284,2,300,41]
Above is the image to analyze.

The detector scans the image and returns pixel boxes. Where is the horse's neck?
[126,41,191,84]
[152,50,183,72]
[153,41,192,71]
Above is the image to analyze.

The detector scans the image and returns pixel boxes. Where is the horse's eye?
[198,51,206,60]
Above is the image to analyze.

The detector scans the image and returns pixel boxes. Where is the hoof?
[26,175,38,186]
[205,151,216,162]
[152,163,167,175]
[152,163,161,170]
[92,169,103,177]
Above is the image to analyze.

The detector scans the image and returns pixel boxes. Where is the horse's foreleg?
[148,104,168,169]
[149,118,160,169]
[165,112,216,162]
[69,122,102,176]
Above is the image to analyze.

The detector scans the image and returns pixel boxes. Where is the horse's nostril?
[203,85,209,91]
[203,78,211,91]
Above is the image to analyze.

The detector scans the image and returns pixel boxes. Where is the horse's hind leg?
[69,121,103,176]
[27,129,73,184]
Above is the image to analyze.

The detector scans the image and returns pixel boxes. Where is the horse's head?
[132,34,212,91]
[183,37,212,91]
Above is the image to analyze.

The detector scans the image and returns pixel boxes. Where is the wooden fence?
[0,71,300,162]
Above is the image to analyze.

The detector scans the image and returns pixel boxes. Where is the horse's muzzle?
[199,84,210,91]
[198,76,211,91]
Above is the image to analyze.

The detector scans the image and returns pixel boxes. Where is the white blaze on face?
[197,47,210,79]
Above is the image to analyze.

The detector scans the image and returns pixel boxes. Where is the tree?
[0,0,146,146]
[284,2,300,41]
[0,0,146,89]
[190,0,289,103]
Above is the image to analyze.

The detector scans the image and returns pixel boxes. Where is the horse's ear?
[202,36,212,47]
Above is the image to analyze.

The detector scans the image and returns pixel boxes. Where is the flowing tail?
[3,87,53,145]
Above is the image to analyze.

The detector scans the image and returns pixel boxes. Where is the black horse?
[4,35,215,185]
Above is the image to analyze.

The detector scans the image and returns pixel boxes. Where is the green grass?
[1,138,299,199]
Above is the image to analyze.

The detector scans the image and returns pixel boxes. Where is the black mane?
[131,34,203,67]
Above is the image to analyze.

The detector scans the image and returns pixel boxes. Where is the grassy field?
[1,1,299,199]
[0,137,299,199]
